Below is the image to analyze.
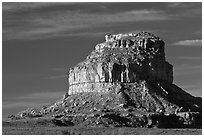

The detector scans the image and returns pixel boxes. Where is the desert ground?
[2,120,201,135]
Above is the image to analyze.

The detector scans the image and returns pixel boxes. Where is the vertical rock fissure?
[68,32,173,94]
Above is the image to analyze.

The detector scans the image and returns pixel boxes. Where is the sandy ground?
[2,126,202,135]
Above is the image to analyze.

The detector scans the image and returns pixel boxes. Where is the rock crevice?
[69,32,173,94]
[10,32,201,129]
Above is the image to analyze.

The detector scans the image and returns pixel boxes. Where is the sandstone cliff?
[69,32,173,94]
[9,32,202,128]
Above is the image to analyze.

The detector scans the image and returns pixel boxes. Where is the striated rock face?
[12,80,201,128]
[9,32,201,129]
[69,32,173,94]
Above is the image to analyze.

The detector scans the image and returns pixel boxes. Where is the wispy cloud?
[194,30,202,35]
[3,91,66,109]
[3,3,171,40]
[2,2,80,13]
[178,85,202,97]
[16,91,65,100]
[122,29,157,35]
[166,2,200,8]
[47,67,68,79]
[2,101,51,109]
[49,67,67,72]
[174,64,201,71]
[47,75,67,80]
[173,64,202,77]
[176,56,202,60]
[3,2,57,11]
[166,2,184,8]
[173,64,202,97]
[173,40,202,46]
[169,56,202,60]
[166,2,201,19]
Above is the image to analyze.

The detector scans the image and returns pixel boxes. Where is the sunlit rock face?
[11,32,201,128]
[68,32,173,94]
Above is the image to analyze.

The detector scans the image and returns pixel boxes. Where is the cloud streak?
[3,91,66,109]
[3,101,51,109]
[3,2,58,12]
[176,56,202,60]
[178,85,202,97]
[174,64,201,71]
[173,64,201,77]
[173,40,202,46]
[47,75,67,80]
[3,3,171,40]
[169,56,202,60]
[16,91,65,100]
[166,2,200,8]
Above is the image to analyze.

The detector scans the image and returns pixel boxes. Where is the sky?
[2,2,202,119]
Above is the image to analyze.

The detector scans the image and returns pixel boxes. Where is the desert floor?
[2,121,201,135]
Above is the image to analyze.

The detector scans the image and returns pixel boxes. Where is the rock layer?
[9,32,201,129]
[12,80,201,128]
[69,32,173,94]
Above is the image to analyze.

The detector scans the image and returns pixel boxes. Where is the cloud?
[2,101,51,109]
[194,30,202,35]
[122,29,157,35]
[16,91,65,100]
[176,56,202,60]
[169,56,202,60]
[3,3,171,40]
[2,2,78,12]
[178,85,202,97]
[3,2,53,11]
[173,40,202,46]
[173,64,202,97]
[47,67,68,79]
[49,67,67,72]
[166,2,184,8]
[187,89,202,97]
[165,2,201,20]
[166,2,200,8]
[174,64,201,71]
[3,91,66,109]
[173,64,202,77]
[47,75,67,80]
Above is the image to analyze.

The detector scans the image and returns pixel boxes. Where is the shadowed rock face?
[69,32,173,94]
[9,32,201,129]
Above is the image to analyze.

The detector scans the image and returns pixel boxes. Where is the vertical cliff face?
[68,32,173,94]
[11,32,201,129]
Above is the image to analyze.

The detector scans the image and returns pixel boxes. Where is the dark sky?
[2,2,202,118]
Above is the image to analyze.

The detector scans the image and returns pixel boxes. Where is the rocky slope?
[8,32,202,128]
[69,32,173,94]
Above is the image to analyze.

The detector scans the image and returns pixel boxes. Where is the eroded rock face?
[13,80,201,128]
[69,32,173,94]
[9,32,201,129]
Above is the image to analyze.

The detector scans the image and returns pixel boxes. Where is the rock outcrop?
[69,32,173,94]
[9,32,202,129]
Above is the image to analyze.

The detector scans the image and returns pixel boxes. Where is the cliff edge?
[9,32,202,128]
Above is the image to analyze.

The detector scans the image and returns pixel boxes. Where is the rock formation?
[69,32,173,94]
[9,32,202,128]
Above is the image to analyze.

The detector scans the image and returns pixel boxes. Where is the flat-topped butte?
[69,32,172,95]
[92,32,164,56]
